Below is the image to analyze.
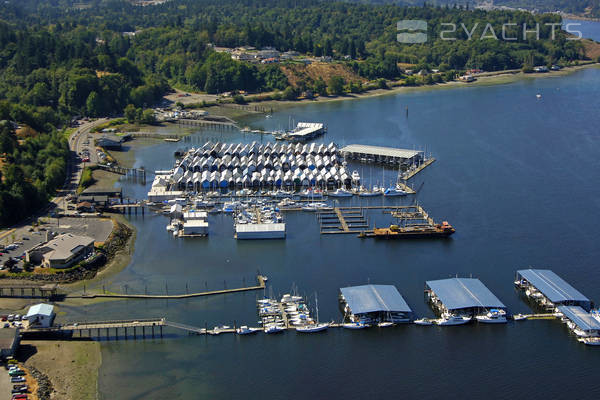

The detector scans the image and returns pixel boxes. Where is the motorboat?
[435,314,472,326]
[475,309,507,324]
[328,188,353,197]
[343,321,370,330]
[351,170,360,183]
[384,186,407,196]
[573,328,590,337]
[578,337,600,346]
[413,318,434,326]
[377,321,395,328]
[236,326,261,335]
[295,323,330,333]
[264,324,285,334]
[299,188,324,199]
[302,202,330,211]
[358,186,382,197]
[513,314,528,321]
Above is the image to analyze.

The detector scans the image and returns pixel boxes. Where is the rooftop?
[517,269,589,305]
[340,144,423,159]
[183,220,209,227]
[340,284,412,314]
[26,303,55,317]
[39,233,94,261]
[426,278,506,311]
[557,306,600,332]
[235,223,285,233]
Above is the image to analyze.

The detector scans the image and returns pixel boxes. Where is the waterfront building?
[26,303,56,328]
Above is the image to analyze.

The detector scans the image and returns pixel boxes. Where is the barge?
[360,221,455,239]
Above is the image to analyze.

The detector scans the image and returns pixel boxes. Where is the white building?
[182,220,209,236]
[26,304,56,328]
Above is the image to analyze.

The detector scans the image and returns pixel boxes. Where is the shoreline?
[251,62,600,113]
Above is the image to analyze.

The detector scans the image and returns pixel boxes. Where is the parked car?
[11,394,28,400]
[9,369,25,376]
[10,376,25,383]
[7,315,14,322]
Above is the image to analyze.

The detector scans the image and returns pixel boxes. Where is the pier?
[177,117,239,130]
[24,318,166,340]
[110,203,146,215]
[70,275,267,300]
[402,158,436,180]
[318,208,369,234]
[0,283,59,299]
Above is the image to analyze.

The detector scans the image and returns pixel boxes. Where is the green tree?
[86,91,102,117]
[327,76,345,96]
[124,104,137,123]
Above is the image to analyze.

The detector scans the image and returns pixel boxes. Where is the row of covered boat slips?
[339,144,424,166]
[556,306,600,345]
[339,284,414,328]
[189,140,337,160]
[425,278,507,325]
[515,269,591,311]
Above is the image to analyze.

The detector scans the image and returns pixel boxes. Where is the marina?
[515,269,591,311]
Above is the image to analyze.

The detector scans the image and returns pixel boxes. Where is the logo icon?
[397,20,428,43]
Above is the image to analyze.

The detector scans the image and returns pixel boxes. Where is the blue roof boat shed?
[557,306,600,335]
[517,269,590,311]
[340,285,413,315]
[426,278,506,313]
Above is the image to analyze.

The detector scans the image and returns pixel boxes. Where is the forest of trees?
[0,0,589,225]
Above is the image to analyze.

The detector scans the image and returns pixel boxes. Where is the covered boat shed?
[339,284,414,323]
[557,306,600,337]
[425,278,506,315]
[516,269,591,311]
[339,144,423,166]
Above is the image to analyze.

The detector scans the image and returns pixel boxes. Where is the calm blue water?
[564,19,600,41]
[71,21,600,400]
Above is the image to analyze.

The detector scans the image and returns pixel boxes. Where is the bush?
[78,166,95,193]
[233,94,246,104]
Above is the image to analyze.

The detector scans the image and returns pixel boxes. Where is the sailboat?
[296,294,329,333]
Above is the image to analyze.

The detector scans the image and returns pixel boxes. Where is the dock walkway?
[403,158,435,180]
[71,275,267,300]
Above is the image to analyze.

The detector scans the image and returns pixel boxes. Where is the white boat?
[377,321,395,328]
[264,324,285,334]
[328,188,353,197]
[578,337,600,346]
[513,314,528,321]
[573,328,590,337]
[343,321,370,330]
[296,323,329,333]
[351,170,360,183]
[413,318,434,326]
[302,202,330,211]
[475,309,507,324]
[299,188,324,199]
[236,326,261,335]
[435,314,472,326]
[384,186,407,196]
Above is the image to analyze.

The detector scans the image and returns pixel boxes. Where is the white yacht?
[413,318,434,326]
[435,314,472,326]
[329,188,353,197]
[377,321,395,328]
[296,322,329,333]
[383,186,407,196]
[351,170,360,184]
[264,324,285,334]
[343,321,370,330]
[236,326,261,335]
[475,309,507,324]
[513,314,528,321]
[302,202,330,211]
[578,337,600,346]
